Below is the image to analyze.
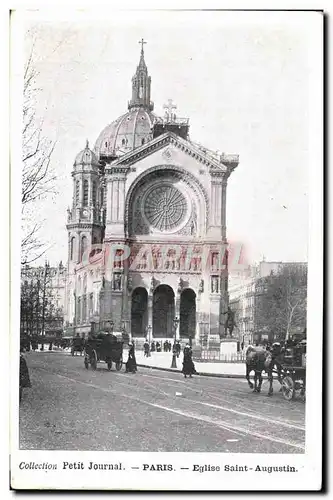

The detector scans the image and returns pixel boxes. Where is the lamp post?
[173,316,179,341]
[147,324,152,344]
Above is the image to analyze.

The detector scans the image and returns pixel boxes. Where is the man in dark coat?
[125,343,137,373]
[143,340,150,357]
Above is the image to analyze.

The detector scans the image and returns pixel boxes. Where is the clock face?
[83,209,89,217]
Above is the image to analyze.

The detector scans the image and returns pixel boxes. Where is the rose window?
[144,184,188,231]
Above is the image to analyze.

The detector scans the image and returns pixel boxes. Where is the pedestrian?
[31,336,38,351]
[182,344,197,378]
[151,341,156,352]
[156,341,161,352]
[143,339,150,357]
[19,348,31,402]
[125,342,137,373]
[176,340,181,358]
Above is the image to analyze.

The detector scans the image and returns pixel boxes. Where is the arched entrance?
[180,289,196,340]
[131,288,148,337]
[153,285,175,338]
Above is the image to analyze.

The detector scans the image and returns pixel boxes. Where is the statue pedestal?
[220,338,238,356]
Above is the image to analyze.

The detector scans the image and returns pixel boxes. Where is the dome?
[74,140,99,166]
[94,107,159,158]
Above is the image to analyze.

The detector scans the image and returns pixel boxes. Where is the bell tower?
[128,38,154,111]
[66,140,105,270]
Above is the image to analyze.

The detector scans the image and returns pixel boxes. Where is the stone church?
[64,41,239,346]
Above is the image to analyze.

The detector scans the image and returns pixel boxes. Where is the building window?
[92,181,97,206]
[122,138,126,146]
[77,298,81,324]
[82,295,87,322]
[83,180,89,206]
[141,138,145,145]
[70,237,75,261]
[75,181,80,205]
[100,188,104,206]
[81,236,87,261]
[89,293,93,316]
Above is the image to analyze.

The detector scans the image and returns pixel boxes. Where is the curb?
[136,363,246,379]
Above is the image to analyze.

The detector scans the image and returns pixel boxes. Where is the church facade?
[64,42,239,345]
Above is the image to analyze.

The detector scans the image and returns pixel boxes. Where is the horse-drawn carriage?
[278,339,306,401]
[246,337,306,401]
[84,332,123,371]
[71,336,85,356]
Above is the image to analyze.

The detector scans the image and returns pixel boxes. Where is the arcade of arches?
[130,285,196,339]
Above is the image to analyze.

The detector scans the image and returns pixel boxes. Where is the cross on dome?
[139,38,147,54]
[163,99,177,121]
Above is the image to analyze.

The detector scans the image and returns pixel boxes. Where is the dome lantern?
[128,38,154,112]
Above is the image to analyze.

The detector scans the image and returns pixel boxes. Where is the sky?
[17,10,315,267]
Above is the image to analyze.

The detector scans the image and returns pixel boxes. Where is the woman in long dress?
[182,344,197,378]
[125,343,137,373]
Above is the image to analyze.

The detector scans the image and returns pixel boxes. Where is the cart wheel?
[282,375,295,401]
[116,360,123,371]
[107,359,112,371]
[91,350,97,370]
[84,356,89,369]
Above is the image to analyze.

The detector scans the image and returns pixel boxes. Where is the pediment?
[109,132,230,174]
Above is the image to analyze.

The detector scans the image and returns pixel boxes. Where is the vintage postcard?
[10,8,323,491]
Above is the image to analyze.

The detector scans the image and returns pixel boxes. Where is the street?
[19,352,305,453]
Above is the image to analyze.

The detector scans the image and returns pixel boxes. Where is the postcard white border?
[8,7,323,492]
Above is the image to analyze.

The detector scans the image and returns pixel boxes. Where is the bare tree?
[21,33,57,265]
[21,262,64,338]
[255,264,307,341]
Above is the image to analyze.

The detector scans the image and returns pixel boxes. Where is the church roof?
[94,39,161,160]
[74,140,99,167]
[94,108,159,158]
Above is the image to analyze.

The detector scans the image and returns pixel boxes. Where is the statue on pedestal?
[149,276,156,295]
[127,275,133,291]
[222,307,236,337]
[177,277,183,294]
[113,274,122,291]
[199,279,204,294]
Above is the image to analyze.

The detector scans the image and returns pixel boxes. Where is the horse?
[245,343,283,396]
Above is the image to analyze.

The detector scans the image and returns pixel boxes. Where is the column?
[106,169,128,237]
[147,295,153,341]
[221,179,227,239]
[214,180,222,226]
[175,292,180,340]
[195,296,201,345]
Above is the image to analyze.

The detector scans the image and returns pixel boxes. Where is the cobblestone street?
[19,352,305,453]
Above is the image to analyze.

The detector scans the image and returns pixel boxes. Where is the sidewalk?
[135,351,246,378]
